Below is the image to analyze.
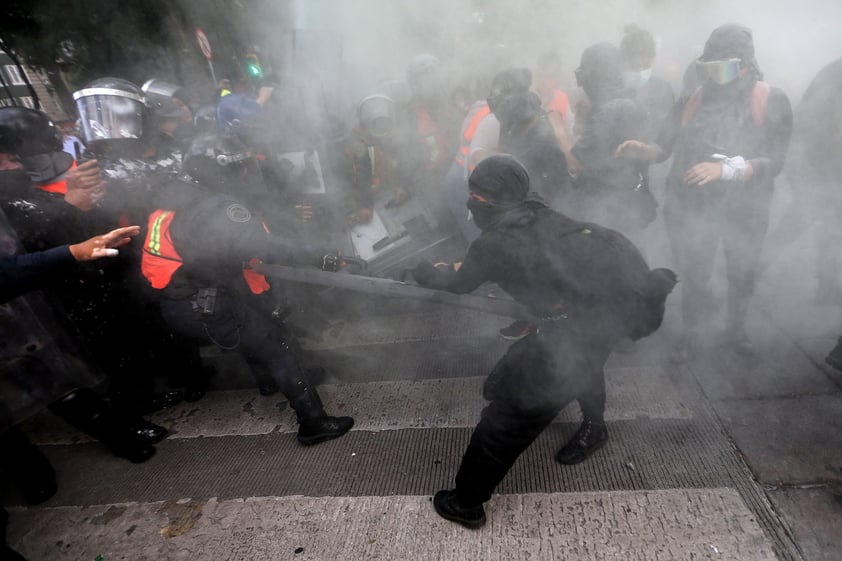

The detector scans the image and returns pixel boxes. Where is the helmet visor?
[696,58,741,85]
[73,88,147,146]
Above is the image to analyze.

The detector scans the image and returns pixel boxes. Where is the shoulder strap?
[681,82,770,126]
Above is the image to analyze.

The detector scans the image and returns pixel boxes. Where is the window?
[19,96,35,109]
[3,65,26,86]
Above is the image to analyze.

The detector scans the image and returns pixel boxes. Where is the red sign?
[195,28,212,61]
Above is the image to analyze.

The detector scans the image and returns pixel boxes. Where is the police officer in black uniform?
[411,155,676,528]
[140,132,354,445]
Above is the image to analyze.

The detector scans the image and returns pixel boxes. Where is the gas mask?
[623,68,652,90]
[696,58,742,86]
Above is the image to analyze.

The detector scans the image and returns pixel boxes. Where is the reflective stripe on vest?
[455,105,492,168]
[142,209,183,289]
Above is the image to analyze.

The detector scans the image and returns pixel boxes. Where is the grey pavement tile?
[7,489,779,561]
[712,395,842,485]
[767,485,842,561]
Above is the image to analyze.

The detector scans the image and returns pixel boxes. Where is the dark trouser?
[664,197,770,335]
[454,325,614,506]
[159,290,306,399]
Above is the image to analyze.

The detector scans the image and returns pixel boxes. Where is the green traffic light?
[249,65,261,76]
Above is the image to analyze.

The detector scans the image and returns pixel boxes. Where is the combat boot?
[433,489,486,529]
[49,389,156,463]
[288,386,354,446]
[556,416,609,465]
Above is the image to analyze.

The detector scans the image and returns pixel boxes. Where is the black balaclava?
[467,154,531,229]
[0,168,34,198]
[577,42,624,106]
[488,68,541,130]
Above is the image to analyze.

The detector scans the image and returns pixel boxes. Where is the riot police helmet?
[357,94,394,138]
[142,79,192,122]
[0,106,73,183]
[182,132,265,194]
[72,77,150,154]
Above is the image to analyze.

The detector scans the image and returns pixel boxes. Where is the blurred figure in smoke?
[620,25,675,141]
[488,67,570,209]
[782,57,842,369]
[617,24,793,360]
[571,42,657,242]
[334,94,406,226]
[411,155,676,528]
[532,51,577,171]
[397,54,461,206]
[442,73,501,245]
[139,132,354,445]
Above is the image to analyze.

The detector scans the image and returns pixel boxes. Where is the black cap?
[468,154,530,206]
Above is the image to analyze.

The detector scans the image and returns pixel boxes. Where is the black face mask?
[0,169,34,197]
[467,198,505,230]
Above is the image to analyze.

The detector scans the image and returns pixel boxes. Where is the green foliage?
[0,0,178,89]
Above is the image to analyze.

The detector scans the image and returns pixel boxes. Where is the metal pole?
[208,59,217,85]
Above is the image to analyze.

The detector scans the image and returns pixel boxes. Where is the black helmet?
[141,79,191,121]
[0,106,73,183]
[182,132,265,195]
[72,77,150,153]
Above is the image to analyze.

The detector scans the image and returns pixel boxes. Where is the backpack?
[537,215,678,340]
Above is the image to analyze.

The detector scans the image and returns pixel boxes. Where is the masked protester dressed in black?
[616,23,793,360]
[412,155,676,528]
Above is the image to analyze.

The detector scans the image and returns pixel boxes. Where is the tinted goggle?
[696,58,741,85]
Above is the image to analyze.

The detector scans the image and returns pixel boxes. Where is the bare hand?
[65,159,107,211]
[615,140,660,161]
[684,162,723,186]
[68,225,141,261]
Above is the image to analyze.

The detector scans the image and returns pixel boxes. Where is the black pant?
[159,289,303,397]
[664,197,770,334]
[454,325,614,506]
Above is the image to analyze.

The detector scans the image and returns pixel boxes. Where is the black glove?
[410,260,439,286]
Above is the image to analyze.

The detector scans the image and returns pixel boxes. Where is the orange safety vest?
[141,209,270,294]
[546,90,571,122]
[415,106,449,169]
[454,104,492,170]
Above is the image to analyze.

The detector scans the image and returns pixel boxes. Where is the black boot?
[556,416,609,465]
[288,386,353,446]
[49,389,156,464]
[433,489,486,529]
[0,427,57,505]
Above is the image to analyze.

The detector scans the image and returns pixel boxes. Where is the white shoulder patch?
[225,203,252,223]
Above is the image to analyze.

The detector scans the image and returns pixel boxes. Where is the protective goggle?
[696,58,742,85]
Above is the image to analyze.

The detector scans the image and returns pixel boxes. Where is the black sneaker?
[130,419,168,444]
[499,320,532,341]
[433,489,486,529]
[556,419,609,465]
[825,337,842,372]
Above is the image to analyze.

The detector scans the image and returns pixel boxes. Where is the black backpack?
[537,213,677,340]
